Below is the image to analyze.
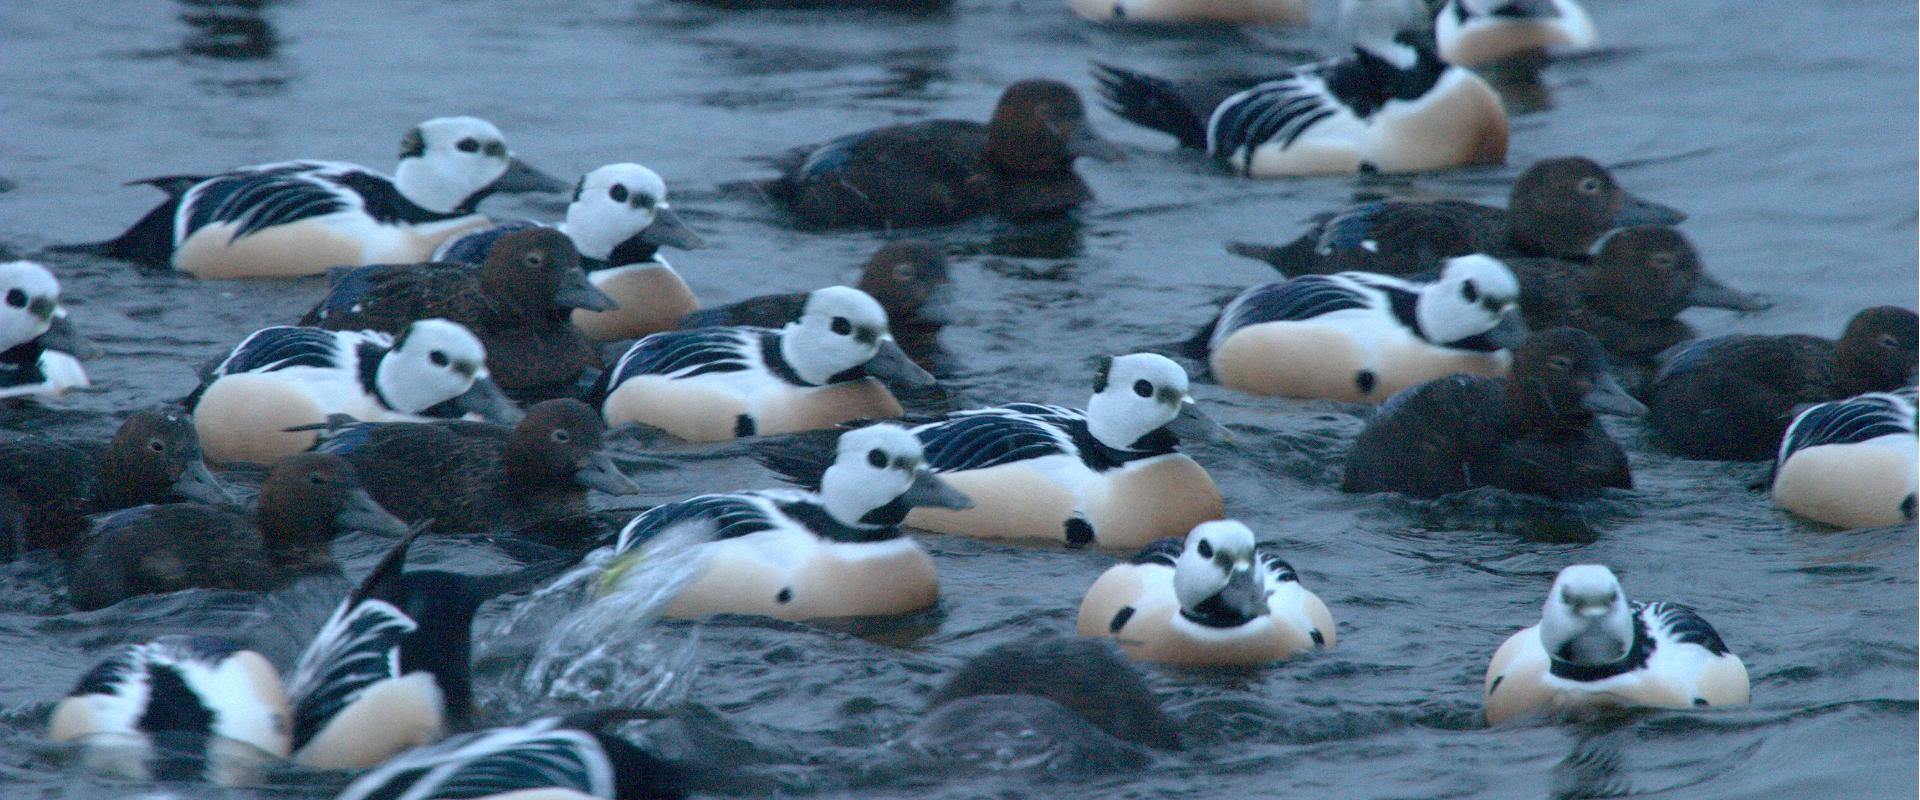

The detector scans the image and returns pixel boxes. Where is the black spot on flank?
[1488,675,1504,695]
[1310,629,1325,647]
[734,415,756,438]
[1692,697,1708,707]
[1903,493,1915,521]
[1358,162,1379,175]
[776,588,793,604]
[1110,607,1135,633]
[1111,3,1124,18]
[1064,518,1094,548]
[140,665,214,737]
[1355,370,1377,395]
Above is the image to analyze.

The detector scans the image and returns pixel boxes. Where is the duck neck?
[1502,375,1593,435]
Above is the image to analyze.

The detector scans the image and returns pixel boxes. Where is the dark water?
[2,0,1916,797]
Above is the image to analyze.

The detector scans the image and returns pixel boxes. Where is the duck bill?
[555,267,620,312]
[1067,124,1125,163]
[864,339,937,388]
[1612,192,1686,227]
[40,315,104,360]
[1165,400,1235,446]
[1684,271,1769,312]
[635,206,707,251]
[899,469,973,511]
[491,157,569,194]
[574,451,642,495]
[337,489,410,537]
[172,458,236,505]
[1582,372,1647,417]
[453,378,524,424]
[1485,310,1530,351]
[1219,561,1268,621]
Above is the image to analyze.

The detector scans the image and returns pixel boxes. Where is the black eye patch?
[610,184,628,203]
[866,449,887,468]
[1132,379,1152,398]
[4,289,24,308]
[429,350,450,367]
[1197,540,1213,559]
[831,317,852,336]
[1460,280,1479,303]
[456,137,479,153]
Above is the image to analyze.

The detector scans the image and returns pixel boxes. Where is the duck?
[1343,327,1644,499]
[1772,387,1917,530]
[47,635,290,785]
[0,407,231,556]
[62,116,565,278]
[300,227,608,399]
[434,163,710,343]
[1198,254,1527,402]
[1077,520,1334,666]
[1436,0,1598,68]
[0,260,91,401]
[307,399,641,539]
[285,526,563,770]
[65,452,411,610]
[1225,156,1687,272]
[1485,564,1749,725]
[1066,0,1308,24]
[187,318,521,465]
[1506,226,1768,365]
[1647,306,1919,461]
[334,713,685,800]
[1092,30,1507,177]
[678,240,954,365]
[761,79,1121,229]
[834,353,1223,549]
[601,424,972,620]
[595,286,935,442]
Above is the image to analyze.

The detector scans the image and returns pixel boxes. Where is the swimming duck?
[1647,306,1919,461]
[308,399,641,538]
[0,260,91,400]
[435,163,710,343]
[1093,30,1507,177]
[64,116,565,278]
[1066,0,1308,24]
[301,227,608,399]
[334,713,685,800]
[1436,0,1597,67]
[1200,255,1526,402]
[603,424,972,620]
[860,353,1222,549]
[1485,564,1749,724]
[596,286,935,442]
[1343,327,1643,499]
[1077,521,1334,666]
[761,79,1121,229]
[66,453,409,610]
[1772,388,1918,529]
[1508,226,1767,364]
[1225,157,1687,271]
[47,635,290,785]
[679,240,954,365]
[285,526,559,770]
[188,319,520,465]
[0,408,231,555]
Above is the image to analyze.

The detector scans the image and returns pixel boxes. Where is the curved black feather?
[214,327,347,376]
[605,329,760,390]
[1779,391,1916,459]
[615,493,778,554]
[1642,601,1731,656]
[182,165,348,239]
[1214,277,1369,341]
[1130,538,1182,568]
[917,412,1069,472]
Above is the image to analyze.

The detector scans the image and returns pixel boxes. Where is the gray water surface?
[1,0,1915,798]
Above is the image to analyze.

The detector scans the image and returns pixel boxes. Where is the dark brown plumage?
[1343,328,1643,500]
[66,453,407,610]
[1648,306,1918,461]
[300,227,607,398]
[0,409,229,557]
[762,80,1119,229]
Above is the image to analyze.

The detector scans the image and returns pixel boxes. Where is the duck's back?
[68,504,276,610]
[1343,374,1507,497]
[772,120,991,228]
[320,422,513,533]
[305,263,485,334]
[678,293,809,331]
[1649,334,1836,460]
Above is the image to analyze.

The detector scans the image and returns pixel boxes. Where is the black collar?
[775,499,902,544]
[1548,612,1655,682]
[1180,592,1260,629]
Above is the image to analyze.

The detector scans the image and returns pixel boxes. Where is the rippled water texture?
[1,0,1916,798]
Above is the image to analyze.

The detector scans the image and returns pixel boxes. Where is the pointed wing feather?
[284,597,417,751]
[914,410,1073,473]
[1208,73,1340,167]
[615,493,779,553]
[1211,277,1371,347]
[179,163,352,240]
[213,326,358,377]
[606,328,761,387]
[1639,601,1731,656]
[1779,391,1917,460]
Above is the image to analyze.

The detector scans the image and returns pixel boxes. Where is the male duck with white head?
[0,260,91,400]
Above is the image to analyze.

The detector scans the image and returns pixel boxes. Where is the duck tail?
[1090,63,1209,151]
[1179,315,1219,361]
[1224,238,1317,277]
[46,195,181,268]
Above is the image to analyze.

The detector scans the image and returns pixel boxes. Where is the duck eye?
[1548,355,1573,371]
[551,429,571,444]
[1879,333,1899,349]
[866,449,887,469]
[148,439,166,453]
[609,184,629,203]
[831,317,852,336]
[1196,540,1213,559]
[524,252,545,268]
[429,350,450,367]
[307,473,327,486]
[1577,177,1602,194]
[1132,379,1152,398]
[456,137,479,153]
[1650,253,1677,270]
[895,265,915,281]
[4,289,24,308]
[1460,280,1479,303]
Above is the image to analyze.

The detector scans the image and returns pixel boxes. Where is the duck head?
[784,286,934,389]
[101,408,234,508]
[820,424,971,530]
[1538,564,1634,667]
[1508,158,1685,258]
[1173,521,1268,627]
[567,163,707,262]
[1086,353,1191,450]
[380,318,521,423]
[506,399,640,496]
[1836,306,1919,395]
[1420,255,1527,351]
[0,260,61,350]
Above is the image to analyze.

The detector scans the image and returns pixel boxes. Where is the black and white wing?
[211,326,364,377]
[1637,601,1732,657]
[176,161,358,241]
[601,328,764,392]
[1207,67,1351,172]
[913,405,1078,473]
[1254,543,1299,584]
[1129,537,1184,568]
[335,717,613,800]
[1209,276,1373,348]
[614,492,781,554]
[284,529,422,752]
[1778,389,1918,463]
